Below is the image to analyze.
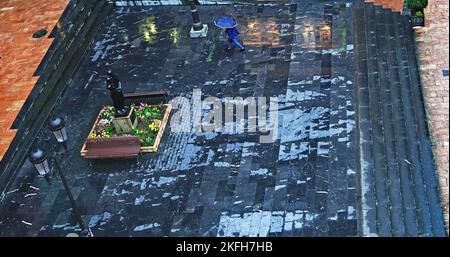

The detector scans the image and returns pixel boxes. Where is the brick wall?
[366,0,404,12]
[414,0,449,235]
[0,0,69,160]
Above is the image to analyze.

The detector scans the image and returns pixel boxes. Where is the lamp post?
[47,117,68,150]
[29,149,51,183]
[29,148,93,237]
[191,4,203,31]
[189,1,208,38]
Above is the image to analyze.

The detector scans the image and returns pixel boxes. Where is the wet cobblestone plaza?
[0,0,446,237]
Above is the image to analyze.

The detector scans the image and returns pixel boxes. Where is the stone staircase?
[353,0,446,236]
[0,0,113,198]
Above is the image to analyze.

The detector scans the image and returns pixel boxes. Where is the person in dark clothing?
[106,70,128,117]
[225,27,245,51]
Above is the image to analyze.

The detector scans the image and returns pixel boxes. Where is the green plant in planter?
[148,122,159,133]
[406,0,428,13]
[406,0,428,9]
[90,106,116,138]
[129,103,166,147]
[414,11,424,17]
[131,127,157,147]
[131,128,144,137]
[134,103,163,122]
[142,134,156,147]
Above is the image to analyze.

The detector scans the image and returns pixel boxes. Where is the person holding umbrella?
[214,16,245,52]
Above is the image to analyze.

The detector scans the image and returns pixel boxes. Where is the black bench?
[124,91,170,105]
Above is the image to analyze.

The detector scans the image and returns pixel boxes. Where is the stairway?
[0,0,113,198]
[353,0,446,236]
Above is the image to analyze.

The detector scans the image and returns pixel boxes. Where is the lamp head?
[29,148,50,176]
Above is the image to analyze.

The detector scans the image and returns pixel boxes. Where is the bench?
[124,90,170,105]
[83,136,140,159]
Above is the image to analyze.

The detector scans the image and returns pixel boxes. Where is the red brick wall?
[366,0,404,12]
[414,0,450,234]
[0,0,69,160]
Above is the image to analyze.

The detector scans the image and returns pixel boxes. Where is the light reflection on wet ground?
[0,2,358,237]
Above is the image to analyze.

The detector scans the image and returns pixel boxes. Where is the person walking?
[225,26,245,51]
[214,16,245,52]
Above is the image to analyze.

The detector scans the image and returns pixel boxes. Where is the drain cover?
[32,29,48,38]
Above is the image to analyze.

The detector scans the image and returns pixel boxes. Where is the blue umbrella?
[214,16,237,29]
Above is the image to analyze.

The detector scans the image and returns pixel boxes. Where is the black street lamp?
[189,1,208,38]
[29,148,93,237]
[191,4,203,31]
[48,117,68,149]
[29,148,51,183]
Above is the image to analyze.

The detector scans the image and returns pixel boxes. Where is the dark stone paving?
[2,0,444,237]
[0,1,359,237]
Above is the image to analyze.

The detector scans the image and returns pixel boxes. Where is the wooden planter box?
[81,104,172,157]
[81,136,141,159]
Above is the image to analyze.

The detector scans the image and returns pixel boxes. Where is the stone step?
[380,8,409,237]
[400,15,447,236]
[388,11,421,236]
[394,13,434,236]
[365,3,391,236]
[350,0,445,237]
[375,6,406,236]
[48,0,80,38]
[35,0,90,77]
[352,0,445,237]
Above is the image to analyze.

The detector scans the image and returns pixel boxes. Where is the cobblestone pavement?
[414,0,449,234]
[0,2,359,236]
[0,0,69,159]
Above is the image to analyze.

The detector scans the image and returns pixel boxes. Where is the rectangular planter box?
[80,104,172,156]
